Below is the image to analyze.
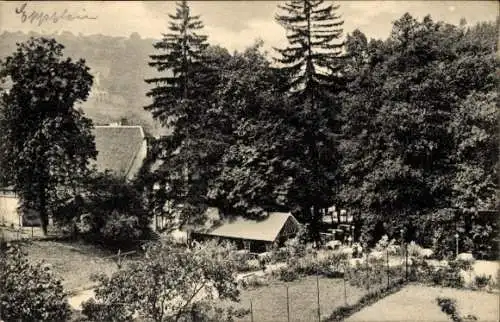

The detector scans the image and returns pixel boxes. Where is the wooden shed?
[192,212,301,253]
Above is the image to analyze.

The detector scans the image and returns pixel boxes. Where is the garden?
[1,229,498,322]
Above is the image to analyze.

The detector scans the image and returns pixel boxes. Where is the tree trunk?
[308,206,322,248]
[39,183,48,236]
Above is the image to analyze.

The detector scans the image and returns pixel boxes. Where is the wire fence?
[239,256,409,322]
[0,229,425,321]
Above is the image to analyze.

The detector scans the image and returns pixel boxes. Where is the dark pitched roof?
[93,125,145,178]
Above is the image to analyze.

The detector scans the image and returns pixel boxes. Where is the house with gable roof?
[0,123,148,227]
[93,124,148,181]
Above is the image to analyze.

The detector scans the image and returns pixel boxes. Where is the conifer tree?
[275,0,344,103]
[144,1,220,230]
[145,0,209,128]
[274,0,345,244]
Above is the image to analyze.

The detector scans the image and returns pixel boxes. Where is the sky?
[0,1,498,52]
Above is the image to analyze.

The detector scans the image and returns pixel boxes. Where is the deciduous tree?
[0,37,97,234]
[82,240,243,322]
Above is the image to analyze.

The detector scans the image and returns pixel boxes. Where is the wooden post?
[386,249,390,288]
[405,243,408,281]
[366,252,370,290]
[250,299,254,322]
[316,274,321,322]
[343,269,347,306]
[286,285,290,322]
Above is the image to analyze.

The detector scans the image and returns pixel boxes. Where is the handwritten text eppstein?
[15,3,98,27]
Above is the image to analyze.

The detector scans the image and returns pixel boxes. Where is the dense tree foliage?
[0,37,97,234]
[338,15,498,256]
[0,244,71,321]
[64,171,153,249]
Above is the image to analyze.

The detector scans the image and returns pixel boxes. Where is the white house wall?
[0,193,20,227]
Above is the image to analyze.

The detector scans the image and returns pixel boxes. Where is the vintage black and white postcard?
[0,1,498,321]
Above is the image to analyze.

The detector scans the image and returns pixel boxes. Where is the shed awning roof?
[199,212,299,242]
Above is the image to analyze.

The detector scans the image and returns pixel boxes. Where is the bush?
[81,299,132,322]
[430,266,465,288]
[275,266,299,282]
[180,302,250,322]
[270,247,291,263]
[240,274,270,289]
[436,297,461,322]
[285,251,349,279]
[78,172,152,249]
[82,240,240,322]
[436,297,477,322]
[474,274,491,289]
[0,244,71,321]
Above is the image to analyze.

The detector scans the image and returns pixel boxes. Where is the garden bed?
[230,276,370,322]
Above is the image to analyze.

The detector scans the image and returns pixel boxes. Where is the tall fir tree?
[145,0,209,129]
[275,0,344,102]
[274,0,345,244]
[144,1,224,230]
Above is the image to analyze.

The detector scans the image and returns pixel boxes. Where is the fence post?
[343,265,348,306]
[365,252,370,290]
[316,274,321,322]
[250,299,254,322]
[386,249,390,288]
[286,285,290,322]
[405,243,408,281]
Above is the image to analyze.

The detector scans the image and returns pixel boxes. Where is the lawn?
[345,284,499,322]
[231,276,370,322]
[21,239,122,292]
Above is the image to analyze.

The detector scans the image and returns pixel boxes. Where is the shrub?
[78,172,152,249]
[436,297,477,322]
[275,266,299,282]
[474,274,491,289]
[82,240,240,322]
[81,299,132,322]
[231,252,259,273]
[436,297,460,321]
[431,266,465,288]
[0,244,71,321]
[240,274,270,289]
[181,302,250,322]
[270,247,291,263]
